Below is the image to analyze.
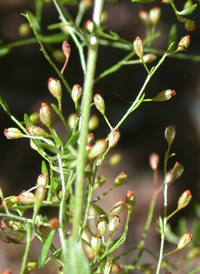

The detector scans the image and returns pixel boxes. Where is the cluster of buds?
[139,7,161,28]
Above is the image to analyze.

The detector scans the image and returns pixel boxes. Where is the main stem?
[72,0,104,240]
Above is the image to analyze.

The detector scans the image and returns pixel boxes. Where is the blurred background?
[0,0,200,273]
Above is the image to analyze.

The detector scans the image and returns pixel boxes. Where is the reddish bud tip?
[149,7,161,26]
[133,36,144,59]
[114,172,128,187]
[185,19,195,32]
[49,218,60,230]
[109,216,120,235]
[165,125,176,144]
[176,35,190,52]
[177,190,192,210]
[126,190,136,212]
[94,94,105,116]
[88,139,107,159]
[17,191,35,205]
[109,129,121,148]
[177,232,192,249]
[154,89,176,102]
[108,200,126,216]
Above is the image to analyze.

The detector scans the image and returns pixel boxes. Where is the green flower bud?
[19,23,31,37]
[94,94,105,116]
[108,129,121,148]
[138,10,150,28]
[126,190,136,212]
[88,139,107,159]
[84,20,94,33]
[154,89,176,102]
[89,115,99,131]
[177,190,192,210]
[177,232,192,249]
[48,78,62,101]
[2,196,18,208]
[24,260,37,273]
[136,264,154,273]
[108,200,126,216]
[143,54,157,64]
[39,225,49,239]
[68,113,77,129]
[39,103,51,127]
[94,173,107,190]
[112,264,121,274]
[149,7,161,27]
[71,84,82,104]
[17,191,35,205]
[35,185,46,204]
[185,19,195,32]
[97,217,107,237]
[109,153,122,166]
[91,234,101,256]
[176,35,190,52]
[29,112,39,124]
[114,172,128,187]
[4,128,23,139]
[149,153,159,170]
[26,126,50,137]
[37,173,48,187]
[109,216,120,235]
[103,260,113,274]
[172,162,184,180]
[165,125,176,145]
[133,36,144,59]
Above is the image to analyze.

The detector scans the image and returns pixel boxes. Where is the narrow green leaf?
[91,204,108,223]
[168,24,177,52]
[65,131,79,148]
[24,11,41,32]
[0,96,10,114]
[192,220,199,246]
[41,161,49,178]
[51,128,63,149]
[176,4,197,15]
[24,113,34,127]
[37,141,61,155]
[0,47,10,57]
[38,230,55,269]
[195,203,200,218]
[63,238,90,274]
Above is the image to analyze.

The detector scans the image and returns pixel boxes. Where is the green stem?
[20,222,31,274]
[72,0,104,240]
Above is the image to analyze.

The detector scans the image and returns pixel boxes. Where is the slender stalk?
[72,0,104,240]
[20,222,31,274]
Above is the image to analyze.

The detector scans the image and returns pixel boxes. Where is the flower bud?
[2,196,18,208]
[48,78,62,101]
[39,225,49,239]
[184,0,193,9]
[109,153,122,166]
[84,20,94,33]
[17,191,35,205]
[176,35,190,52]
[143,54,157,64]
[94,94,105,116]
[39,103,51,127]
[93,173,107,190]
[149,7,161,26]
[133,37,144,59]
[165,125,176,145]
[103,260,113,274]
[108,129,121,148]
[68,113,77,129]
[177,232,192,249]
[172,162,184,180]
[35,185,46,204]
[52,50,65,63]
[149,153,159,170]
[138,10,150,28]
[126,190,136,212]
[26,126,50,137]
[24,260,37,273]
[71,84,82,105]
[136,264,153,273]
[61,41,71,74]
[154,89,176,102]
[101,11,108,24]
[109,216,120,235]
[4,128,23,139]
[91,234,101,256]
[29,112,40,124]
[97,217,107,237]
[112,264,121,273]
[166,170,174,184]
[19,23,31,37]
[177,190,192,210]
[49,218,59,230]
[37,173,48,187]
[88,133,94,143]
[89,115,99,131]
[185,19,195,31]
[114,172,127,187]
[88,139,107,159]
[108,200,126,216]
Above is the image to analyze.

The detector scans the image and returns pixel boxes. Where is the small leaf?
[168,24,177,52]
[65,131,79,148]
[37,141,61,155]
[24,113,34,127]
[176,4,197,15]
[0,96,10,114]
[0,47,10,57]
[63,237,90,274]
[41,161,49,177]
[91,204,108,223]
[38,229,55,269]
